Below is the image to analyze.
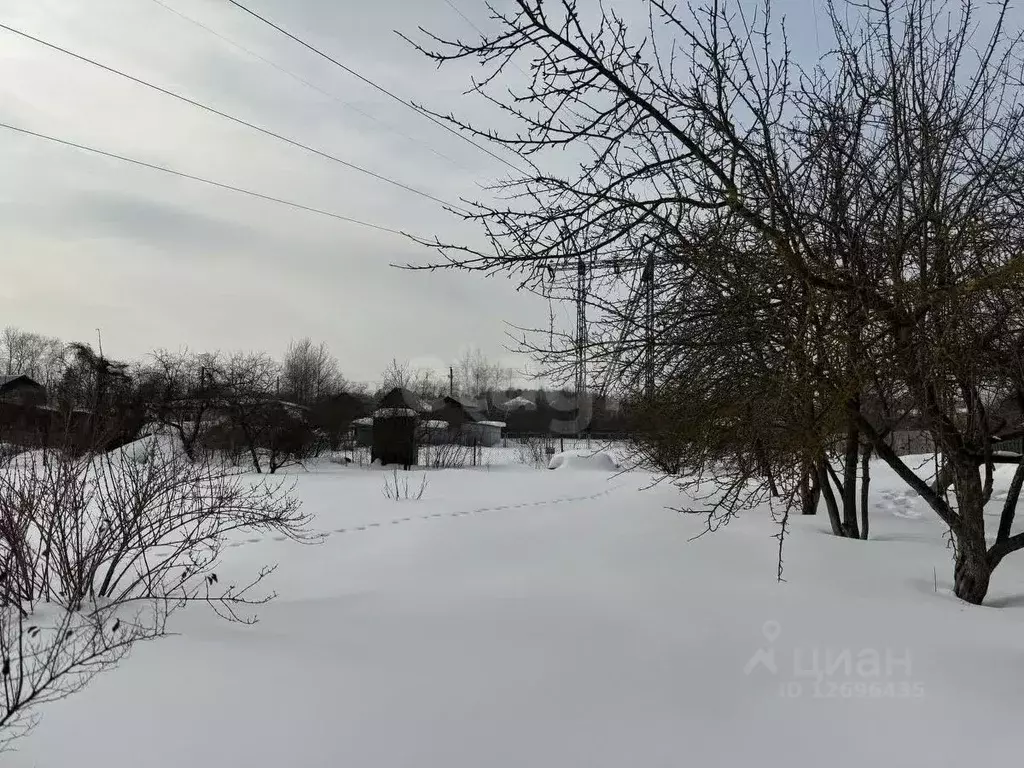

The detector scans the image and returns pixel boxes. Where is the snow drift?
[547,449,621,471]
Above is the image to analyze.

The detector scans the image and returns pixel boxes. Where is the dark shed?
[371,388,419,468]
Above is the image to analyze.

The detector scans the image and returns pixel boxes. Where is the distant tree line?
[1,328,632,472]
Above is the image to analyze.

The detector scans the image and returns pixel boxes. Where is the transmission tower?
[641,251,656,399]
[575,257,588,400]
[545,247,661,401]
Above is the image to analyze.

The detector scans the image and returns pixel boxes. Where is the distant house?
[378,387,431,414]
[0,374,46,406]
[309,391,371,449]
[352,392,506,450]
[464,420,506,447]
[428,395,505,446]
[353,416,374,447]
[0,375,49,447]
[429,395,487,430]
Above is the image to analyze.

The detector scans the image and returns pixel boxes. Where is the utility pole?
[449,366,454,396]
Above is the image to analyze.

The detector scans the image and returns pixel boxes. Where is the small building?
[353,417,374,447]
[379,387,431,414]
[310,391,372,449]
[426,395,506,446]
[465,420,507,447]
[0,375,49,447]
[370,389,420,467]
[416,419,452,446]
[371,407,418,468]
[0,374,46,406]
[428,395,486,429]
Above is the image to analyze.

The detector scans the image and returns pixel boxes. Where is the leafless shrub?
[513,436,548,467]
[0,600,164,752]
[421,439,471,469]
[381,470,428,501]
[0,439,309,745]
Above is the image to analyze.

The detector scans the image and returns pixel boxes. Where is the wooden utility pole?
[449,366,454,396]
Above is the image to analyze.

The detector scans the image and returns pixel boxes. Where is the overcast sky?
[4,0,972,386]
[0,0,565,384]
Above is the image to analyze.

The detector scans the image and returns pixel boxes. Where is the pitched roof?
[0,374,44,391]
[427,395,488,422]
[378,387,430,412]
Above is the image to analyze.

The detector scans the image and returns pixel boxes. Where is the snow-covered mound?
[109,433,186,464]
[548,449,621,471]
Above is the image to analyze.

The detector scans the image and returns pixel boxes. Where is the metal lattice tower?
[575,258,588,400]
[544,247,662,400]
[641,252,656,400]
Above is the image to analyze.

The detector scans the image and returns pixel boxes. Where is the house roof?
[501,396,537,412]
[0,374,44,391]
[431,395,487,421]
[378,387,430,412]
[373,407,418,419]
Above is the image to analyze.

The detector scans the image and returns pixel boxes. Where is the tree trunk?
[841,416,861,539]
[859,444,872,540]
[817,459,844,536]
[799,462,819,515]
[950,463,991,605]
[930,457,954,497]
[953,538,992,605]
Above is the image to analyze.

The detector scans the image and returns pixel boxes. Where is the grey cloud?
[53,191,263,252]
[6,0,732,382]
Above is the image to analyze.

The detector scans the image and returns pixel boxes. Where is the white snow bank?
[109,433,186,464]
[10,459,1024,768]
[548,449,621,471]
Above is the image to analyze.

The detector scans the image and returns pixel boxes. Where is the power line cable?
[439,0,533,105]
[0,22,466,213]
[224,0,528,176]
[0,121,411,236]
[148,0,466,169]
[441,0,485,35]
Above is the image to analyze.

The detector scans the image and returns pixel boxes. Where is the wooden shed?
[371,389,421,467]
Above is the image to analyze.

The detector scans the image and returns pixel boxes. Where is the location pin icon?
[762,620,781,643]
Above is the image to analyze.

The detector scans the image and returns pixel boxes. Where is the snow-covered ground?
[9,454,1024,767]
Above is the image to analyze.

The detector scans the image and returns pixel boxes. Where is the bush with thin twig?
[0,438,309,747]
[381,469,428,501]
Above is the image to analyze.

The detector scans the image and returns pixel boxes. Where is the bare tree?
[1,328,62,381]
[377,359,447,402]
[148,349,222,461]
[452,347,514,398]
[281,338,344,406]
[379,358,415,394]
[207,352,282,473]
[406,0,1024,602]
